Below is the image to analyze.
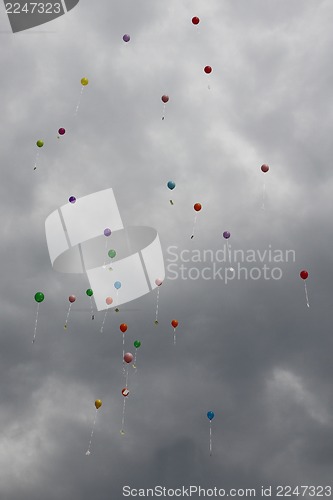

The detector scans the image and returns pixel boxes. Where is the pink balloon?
[155,278,163,286]
[105,296,113,305]
[69,295,76,303]
[124,352,134,363]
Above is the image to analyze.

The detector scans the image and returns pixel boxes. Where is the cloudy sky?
[1,0,333,498]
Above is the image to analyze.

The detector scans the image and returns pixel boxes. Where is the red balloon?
[122,388,129,397]
[171,319,178,329]
[124,352,133,363]
[69,295,76,303]
[261,164,269,173]
[161,95,169,103]
[300,270,308,280]
[192,16,200,25]
[194,203,202,212]
[204,66,212,74]
[120,323,128,333]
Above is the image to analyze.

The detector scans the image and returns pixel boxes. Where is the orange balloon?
[171,319,178,329]
[194,203,202,212]
[120,323,128,333]
[95,399,102,409]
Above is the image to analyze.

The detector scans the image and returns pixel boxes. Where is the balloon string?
[85,409,97,455]
[90,296,94,320]
[103,239,108,268]
[173,328,176,345]
[64,303,72,330]
[133,350,137,370]
[191,215,197,239]
[261,183,266,210]
[125,365,129,387]
[33,151,39,170]
[162,103,166,120]
[32,302,40,344]
[304,282,310,307]
[155,288,160,323]
[122,332,125,375]
[100,309,108,333]
[75,86,84,116]
[209,422,212,456]
[121,397,126,434]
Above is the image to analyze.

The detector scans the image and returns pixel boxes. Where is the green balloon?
[34,292,44,303]
[108,249,116,259]
[36,140,44,148]
[134,340,141,348]
[86,289,93,296]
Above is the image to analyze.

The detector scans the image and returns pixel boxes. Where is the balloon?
[155,278,163,286]
[114,281,121,290]
[192,16,200,25]
[171,319,178,329]
[104,228,111,237]
[161,95,169,103]
[124,352,133,363]
[69,295,76,303]
[81,77,89,86]
[105,296,113,305]
[194,203,202,212]
[300,270,308,280]
[69,196,76,204]
[36,140,44,148]
[58,128,65,135]
[204,66,212,74]
[34,292,44,303]
[261,164,269,173]
[207,411,214,421]
[108,249,116,258]
[120,323,127,333]
[122,388,129,397]
[134,340,141,348]
[95,399,102,409]
[223,231,230,239]
[123,34,130,42]
[167,180,175,190]
[86,289,93,297]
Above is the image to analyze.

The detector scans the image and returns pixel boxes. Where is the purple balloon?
[104,228,111,237]
[123,34,130,42]
[69,196,76,204]
[58,128,65,135]
[223,231,230,239]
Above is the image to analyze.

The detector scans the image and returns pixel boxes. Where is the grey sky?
[1,0,333,498]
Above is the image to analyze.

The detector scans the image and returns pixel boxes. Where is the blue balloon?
[207,411,215,421]
[114,281,122,290]
[167,180,176,190]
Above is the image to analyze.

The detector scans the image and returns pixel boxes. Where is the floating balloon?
[76,78,89,115]
[207,411,215,456]
[167,181,176,204]
[154,279,163,324]
[204,66,212,74]
[123,33,130,42]
[32,292,44,343]
[171,319,179,345]
[261,164,269,173]
[57,128,66,139]
[64,295,76,330]
[133,340,141,369]
[114,281,121,290]
[86,289,94,319]
[86,399,102,456]
[192,16,200,24]
[161,95,169,120]
[191,204,202,239]
[69,196,76,204]
[300,270,310,307]
[104,228,111,237]
[33,140,44,170]
[122,388,129,397]
[108,249,116,259]
[124,352,134,364]
[120,323,128,333]
[223,231,230,239]
[100,297,113,332]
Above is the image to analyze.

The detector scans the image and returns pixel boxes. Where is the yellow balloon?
[95,399,102,409]
[81,77,89,86]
